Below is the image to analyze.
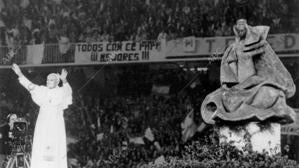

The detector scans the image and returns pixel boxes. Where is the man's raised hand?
[60,68,68,83]
[12,63,23,77]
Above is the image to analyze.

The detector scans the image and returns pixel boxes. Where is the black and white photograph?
[0,0,298,167]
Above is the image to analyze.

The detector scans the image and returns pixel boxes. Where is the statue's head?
[47,73,60,89]
[234,19,248,39]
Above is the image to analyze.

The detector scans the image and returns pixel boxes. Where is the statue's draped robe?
[201,26,296,124]
[19,76,72,168]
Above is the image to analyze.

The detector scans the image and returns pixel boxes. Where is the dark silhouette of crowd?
[0,0,298,46]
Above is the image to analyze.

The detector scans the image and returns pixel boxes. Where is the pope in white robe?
[12,64,72,168]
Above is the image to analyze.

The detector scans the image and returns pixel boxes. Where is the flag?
[181,109,197,143]
[154,141,162,151]
[26,44,45,65]
[144,127,154,142]
[197,122,207,132]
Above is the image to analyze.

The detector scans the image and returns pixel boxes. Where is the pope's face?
[47,75,58,89]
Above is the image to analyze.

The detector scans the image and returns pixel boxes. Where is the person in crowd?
[11,63,72,168]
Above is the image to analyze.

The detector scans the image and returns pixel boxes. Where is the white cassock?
[19,76,72,168]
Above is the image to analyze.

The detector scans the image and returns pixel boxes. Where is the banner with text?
[165,33,299,61]
[6,33,298,66]
[75,41,165,64]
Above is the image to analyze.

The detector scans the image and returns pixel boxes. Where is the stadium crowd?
[0,65,211,167]
[0,0,298,46]
[0,0,298,167]
[0,62,298,167]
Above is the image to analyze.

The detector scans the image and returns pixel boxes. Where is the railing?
[0,45,27,65]
[42,43,75,64]
[0,43,76,66]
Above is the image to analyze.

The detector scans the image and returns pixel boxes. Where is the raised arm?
[60,68,72,93]
[12,63,36,91]
[60,69,68,85]
[59,68,73,108]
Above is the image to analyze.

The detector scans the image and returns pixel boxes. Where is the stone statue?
[201,19,296,125]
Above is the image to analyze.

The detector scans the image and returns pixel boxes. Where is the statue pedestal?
[219,122,281,155]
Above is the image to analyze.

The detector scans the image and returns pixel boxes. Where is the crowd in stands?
[0,65,213,167]
[0,0,298,167]
[0,63,298,167]
[0,0,298,46]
